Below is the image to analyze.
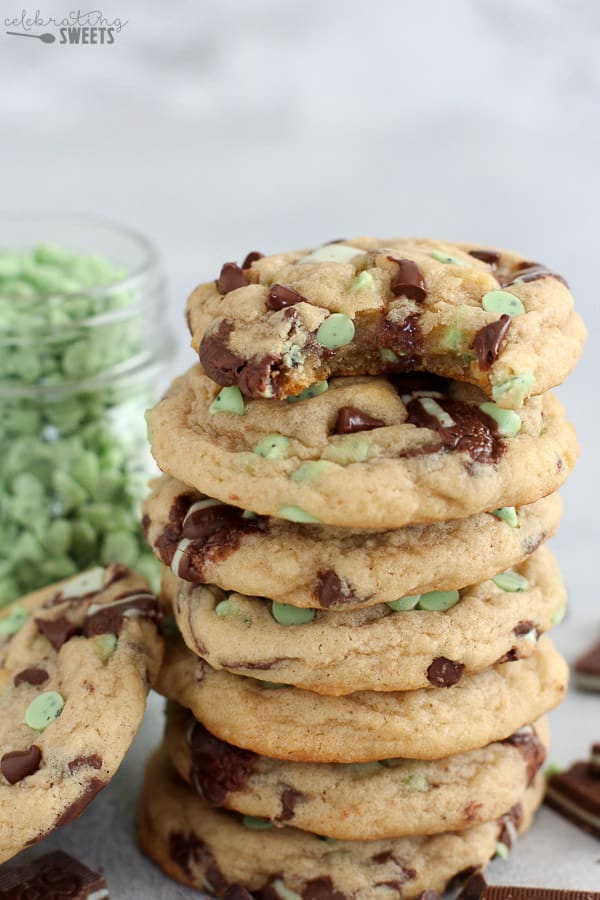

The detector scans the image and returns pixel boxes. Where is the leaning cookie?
[0,565,163,863]
[145,473,562,610]
[187,238,586,407]
[147,368,576,529]
[161,547,566,695]
[155,633,567,763]
[165,701,548,840]
[139,747,545,899]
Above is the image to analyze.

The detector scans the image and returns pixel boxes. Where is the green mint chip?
[482,290,525,317]
[24,691,65,730]
[350,271,374,292]
[287,381,329,403]
[417,590,461,611]
[253,434,290,459]
[93,633,117,662]
[492,507,519,528]
[278,505,320,524]
[299,245,364,265]
[387,595,421,611]
[492,373,535,408]
[492,571,529,592]
[0,604,30,639]
[209,386,245,416]
[241,815,274,830]
[430,250,469,267]
[316,313,355,350]
[271,601,316,626]
[479,402,522,437]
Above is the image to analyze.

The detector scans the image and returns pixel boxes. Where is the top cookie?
[187,238,586,407]
[0,564,163,863]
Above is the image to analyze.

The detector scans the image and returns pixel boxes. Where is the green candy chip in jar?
[316,313,355,350]
[24,691,65,730]
[271,601,316,626]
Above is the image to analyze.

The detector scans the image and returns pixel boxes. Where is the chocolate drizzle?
[471,315,511,370]
[468,249,501,268]
[188,720,257,805]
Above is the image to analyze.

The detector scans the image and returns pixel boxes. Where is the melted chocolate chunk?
[242,251,264,269]
[383,312,423,363]
[388,257,427,302]
[177,506,266,584]
[0,850,107,899]
[468,249,501,268]
[392,372,450,394]
[302,877,346,900]
[155,492,197,565]
[82,593,161,638]
[334,406,384,434]
[14,666,49,687]
[315,571,358,608]
[1,745,42,784]
[237,354,281,398]
[200,321,245,386]
[189,720,256,806]
[35,615,81,651]
[471,314,511,370]
[276,787,303,822]
[405,395,505,465]
[54,778,106,827]
[426,656,465,688]
[218,262,250,294]
[513,620,536,637]
[497,802,522,850]
[503,726,546,784]
[266,284,307,311]
[183,503,254,542]
[225,887,254,900]
[68,755,103,773]
[455,870,487,900]
[371,852,416,892]
[512,262,568,288]
[169,831,227,892]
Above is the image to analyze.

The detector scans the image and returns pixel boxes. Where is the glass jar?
[0,214,173,604]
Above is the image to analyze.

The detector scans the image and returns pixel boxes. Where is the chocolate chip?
[383,312,423,363]
[200,321,245,386]
[169,831,227,893]
[388,257,427,302]
[54,778,106,827]
[35,614,81,650]
[471,314,511,370]
[242,251,264,269]
[513,620,536,637]
[141,513,151,536]
[276,787,303,822]
[83,592,162,638]
[189,720,256,806]
[426,656,465,687]
[455,870,487,900]
[468,249,501,268]
[225,887,255,900]
[13,666,49,687]
[334,406,384,434]
[68,754,103,773]
[315,571,357,608]
[301,877,346,900]
[497,802,523,851]
[371,852,417,892]
[218,262,250,294]
[237,354,281,398]
[1,745,42,784]
[266,284,307,311]
[503,726,546,784]
[405,395,505,465]
[0,850,107,898]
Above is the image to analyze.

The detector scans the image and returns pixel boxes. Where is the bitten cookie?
[147,368,576,529]
[0,565,163,863]
[145,473,562,609]
[155,633,567,762]
[161,547,566,695]
[165,701,549,840]
[187,238,585,406]
[139,747,545,899]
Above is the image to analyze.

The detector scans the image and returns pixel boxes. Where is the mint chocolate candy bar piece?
[0,849,109,898]
[545,746,600,839]
[573,639,600,692]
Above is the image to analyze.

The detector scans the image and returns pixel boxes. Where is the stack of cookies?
[140,238,585,898]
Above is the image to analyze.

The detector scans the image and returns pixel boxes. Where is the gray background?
[1,0,599,895]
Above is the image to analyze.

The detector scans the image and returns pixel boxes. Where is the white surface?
[2,0,599,894]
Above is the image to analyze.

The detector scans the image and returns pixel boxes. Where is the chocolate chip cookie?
[165,701,548,840]
[147,367,576,528]
[155,633,567,763]
[161,547,566,695]
[0,565,163,862]
[139,747,545,899]
[145,473,561,609]
[186,238,585,407]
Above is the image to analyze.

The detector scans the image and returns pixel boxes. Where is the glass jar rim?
[0,210,160,302]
